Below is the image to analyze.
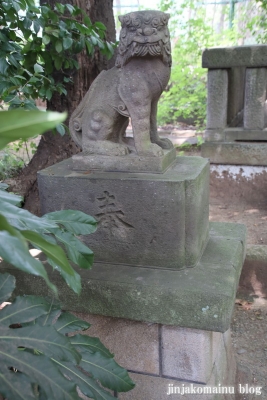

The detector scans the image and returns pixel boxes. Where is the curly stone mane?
[115,10,172,68]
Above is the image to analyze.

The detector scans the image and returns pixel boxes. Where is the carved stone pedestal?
[38,156,209,270]
[30,155,250,398]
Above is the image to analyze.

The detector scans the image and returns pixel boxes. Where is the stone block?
[38,156,209,269]
[206,69,228,130]
[73,313,160,375]
[72,148,177,174]
[201,142,267,165]
[161,326,222,383]
[202,45,267,69]
[204,129,225,142]
[244,68,267,130]
[2,222,246,332]
[224,128,267,141]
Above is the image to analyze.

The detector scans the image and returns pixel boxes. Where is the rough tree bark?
[16,0,115,215]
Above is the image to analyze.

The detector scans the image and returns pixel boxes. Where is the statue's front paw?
[137,143,164,157]
[155,138,174,149]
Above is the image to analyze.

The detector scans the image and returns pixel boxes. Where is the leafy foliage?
[158,0,240,128]
[0,110,97,295]
[0,0,115,109]
[247,0,267,43]
[0,273,135,399]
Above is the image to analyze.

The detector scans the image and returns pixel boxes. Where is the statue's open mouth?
[132,42,163,57]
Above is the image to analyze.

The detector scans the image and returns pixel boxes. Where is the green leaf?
[34,63,44,73]
[56,123,65,136]
[47,257,81,295]
[0,365,36,400]
[52,229,94,269]
[0,273,16,303]
[71,334,113,358]
[21,230,75,277]
[42,34,50,45]
[33,18,41,34]
[46,88,52,100]
[0,189,23,206]
[79,351,135,392]
[54,312,90,335]
[0,110,67,150]
[55,361,115,400]
[63,36,73,50]
[0,344,80,400]
[0,183,9,190]
[0,231,57,293]
[0,58,9,74]
[94,21,106,31]
[55,40,63,53]
[43,210,97,235]
[0,325,81,363]
[54,57,62,70]
[65,4,75,14]
[0,295,51,325]
[0,200,58,231]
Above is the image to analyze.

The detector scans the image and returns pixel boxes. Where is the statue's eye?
[129,26,136,32]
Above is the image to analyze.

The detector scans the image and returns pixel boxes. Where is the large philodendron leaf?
[0,189,23,206]
[0,295,51,326]
[0,273,16,303]
[43,210,97,235]
[0,110,67,149]
[71,334,113,358]
[54,311,90,335]
[0,344,80,400]
[0,325,81,363]
[54,361,116,400]
[79,352,135,393]
[0,231,57,293]
[0,364,36,400]
[71,335,135,392]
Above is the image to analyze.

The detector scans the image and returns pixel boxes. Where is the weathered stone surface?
[204,129,225,142]
[70,10,174,163]
[206,69,228,130]
[74,313,160,375]
[224,128,267,141]
[72,147,176,173]
[244,68,267,130]
[38,156,209,269]
[161,326,222,383]
[2,222,246,332]
[202,45,267,69]
[201,142,267,165]
[119,332,238,400]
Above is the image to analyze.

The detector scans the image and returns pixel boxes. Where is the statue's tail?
[69,93,90,148]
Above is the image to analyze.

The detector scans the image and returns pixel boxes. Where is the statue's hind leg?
[82,109,130,156]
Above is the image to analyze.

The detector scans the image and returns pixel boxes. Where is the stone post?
[244,68,267,130]
[205,69,228,141]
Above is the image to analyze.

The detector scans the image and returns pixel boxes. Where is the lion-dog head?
[116,10,171,68]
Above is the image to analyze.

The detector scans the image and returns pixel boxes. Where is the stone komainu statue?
[69,10,173,158]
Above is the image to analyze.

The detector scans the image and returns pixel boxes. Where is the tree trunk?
[16,0,115,215]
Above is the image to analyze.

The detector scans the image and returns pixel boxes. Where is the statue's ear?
[166,13,170,20]
[118,15,123,23]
